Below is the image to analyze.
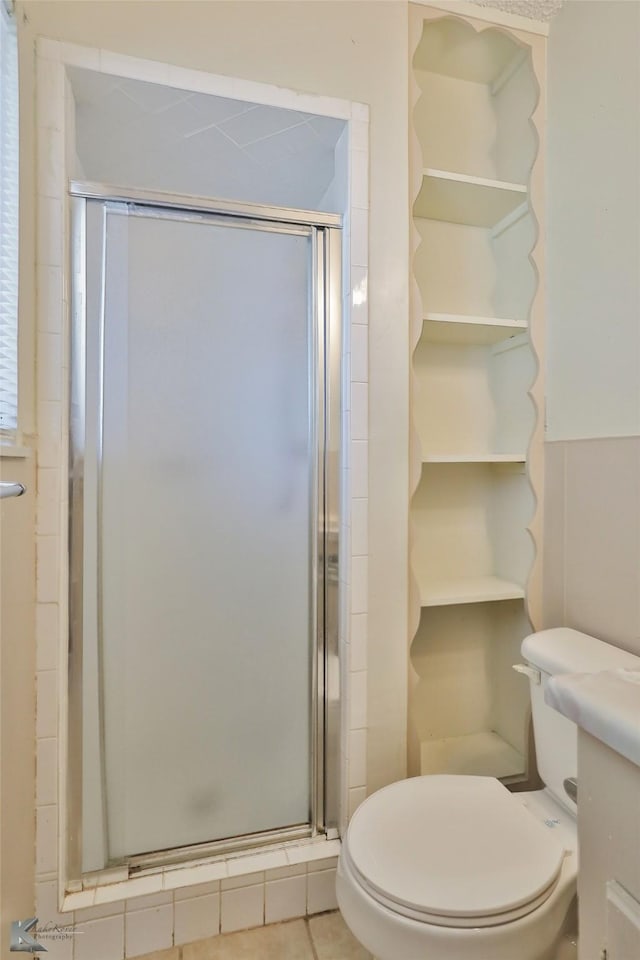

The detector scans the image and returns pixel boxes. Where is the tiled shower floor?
[139,911,372,960]
[138,911,578,960]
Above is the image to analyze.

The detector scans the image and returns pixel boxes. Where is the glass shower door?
[77,199,325,866]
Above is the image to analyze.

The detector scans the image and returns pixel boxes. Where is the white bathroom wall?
[546,0,640,442]
[544,1,640,656]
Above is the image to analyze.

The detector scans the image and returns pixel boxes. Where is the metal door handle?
[0,481,26,499]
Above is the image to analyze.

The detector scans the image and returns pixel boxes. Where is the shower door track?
[68,181,342,875]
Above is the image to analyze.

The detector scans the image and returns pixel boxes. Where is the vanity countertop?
[546,669,640,768]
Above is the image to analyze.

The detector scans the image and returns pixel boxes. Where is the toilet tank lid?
[522,628,640,677]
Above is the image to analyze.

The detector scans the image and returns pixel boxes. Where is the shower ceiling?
[68,67,346,210]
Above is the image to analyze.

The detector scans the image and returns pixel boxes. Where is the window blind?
[0,2,18,434]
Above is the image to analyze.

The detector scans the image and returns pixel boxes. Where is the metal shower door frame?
[67,181,342,878]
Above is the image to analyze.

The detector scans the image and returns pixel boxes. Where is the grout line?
[305,916,320,960]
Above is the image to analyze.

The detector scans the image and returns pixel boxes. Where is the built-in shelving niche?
[409,9,541,782]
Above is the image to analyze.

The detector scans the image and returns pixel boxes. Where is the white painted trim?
[412,0,550,36]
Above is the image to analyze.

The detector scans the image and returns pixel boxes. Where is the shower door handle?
[326,554,339,582]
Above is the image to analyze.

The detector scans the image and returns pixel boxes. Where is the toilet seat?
[345,775,566,929]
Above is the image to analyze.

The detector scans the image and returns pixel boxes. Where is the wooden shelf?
[420,731,525,779]
[422,313,527,346]
[423,454,526,464]
[418,575,525,608]
[414,169,527,228]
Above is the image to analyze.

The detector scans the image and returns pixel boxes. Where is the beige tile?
[182,917,314,960]
[308,911,373,959]
[131,951,179,960]
[564,437,640,647]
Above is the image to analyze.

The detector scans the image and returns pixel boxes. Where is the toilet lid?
[346,775,566,928]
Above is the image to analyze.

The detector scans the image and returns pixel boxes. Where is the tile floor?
[137,911,578,960]
[138,912,371,960]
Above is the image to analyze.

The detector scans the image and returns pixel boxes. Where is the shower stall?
[68,182,342,875]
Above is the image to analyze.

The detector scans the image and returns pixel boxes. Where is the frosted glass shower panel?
[98,208,314,859]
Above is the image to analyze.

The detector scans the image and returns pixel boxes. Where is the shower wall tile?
[37,55,64,127]
[220,883,264,934]
[36,738,58,806]
[56,40,100,70]
[174,892,220,945]
[36,603,59,671]
[350,150,369,211]
[351,498,368,557]
[74,914,125,960]
[265,864,306,881]
[306,857,338,873]
[95,875,164,905]
[351,382,368,442]
[351,323,368,384]
[350,615,367,673]
[351,441,368,499]
[37,128,65,200]
[36,669,58,739]
[220,872,265,891]
[37,198,63,268]
[348,729,367,789]
[265,876,307,924]
[36,467,61,537]
[226,849,287,877]
[174,880,221,901]
[163,860,228,891]
[306,869,338,915]
[349,671,367,730]
[351,556,368,614]
[36,535,60,604]
[37,265,63,333]
[78,899,127,921]
[351,120,368,153]
[37,400,63,468]
[36,804,58,877]
[125,903,174,957]
[350,209,368,268]
[126,892,173,912]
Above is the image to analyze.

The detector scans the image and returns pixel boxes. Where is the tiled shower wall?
[543,436,640,656]
[34,38,369,953]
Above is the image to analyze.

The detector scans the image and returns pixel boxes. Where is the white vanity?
[546,669,640,960]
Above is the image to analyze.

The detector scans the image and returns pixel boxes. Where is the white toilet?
[337,628,640,960]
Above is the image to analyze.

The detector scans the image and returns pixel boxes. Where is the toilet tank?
[520,629,640,812]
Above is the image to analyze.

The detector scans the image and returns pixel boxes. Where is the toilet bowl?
[337,776,577,960]
[337,628,640,960]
